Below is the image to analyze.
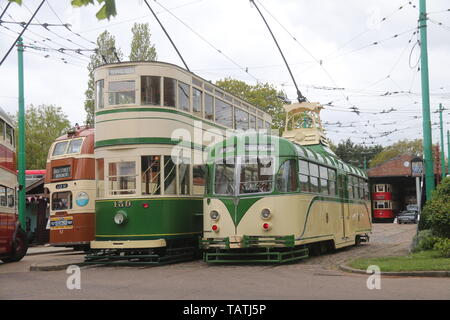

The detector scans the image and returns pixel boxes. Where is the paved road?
[1,223,449,300]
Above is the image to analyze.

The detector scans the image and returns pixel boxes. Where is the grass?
[349,250,450,272]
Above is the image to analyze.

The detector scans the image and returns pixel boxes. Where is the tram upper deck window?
[178,81,190,112]
[234,108,249,131]
[7,188,14,208]
[276,159,298,193]
[141,76,161,106]
[141,156,161,195]
[0,186,6,206]
[67,139,83,154]
[52,141,69,156]
[52,191,72,210]
[6,125,13,146]
[215,99,233,128]
[164,78,176,108]
[214,160,235,195]
[249,115,256,130]
[193,87,202,116]
[108,80,136,105]
[108,161,136,195]
[204,94,214,121]
[239,157,274,194]
[95,79,104,109]
[257,119,264,130]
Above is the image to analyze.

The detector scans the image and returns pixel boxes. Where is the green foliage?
[420,177,450,237]
[369,139,423,168]
[84,30,123,127]
[129,23,157,62]
[412,229,440,252]
[215,78,286,132]
[14,104,71,169]
[434,238,450,258]
[330,138,383,169]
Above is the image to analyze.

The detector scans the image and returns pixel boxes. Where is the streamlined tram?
[86,61,272,265]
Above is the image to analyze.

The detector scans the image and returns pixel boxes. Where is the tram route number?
[113,200,132,208]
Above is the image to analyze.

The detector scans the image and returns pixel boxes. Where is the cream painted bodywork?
[46,179,95,216]
[203,194,371,249]
[90,238,166,249]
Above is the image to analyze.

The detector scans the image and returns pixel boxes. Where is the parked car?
[406,204,419,212]
[397,211,418,224]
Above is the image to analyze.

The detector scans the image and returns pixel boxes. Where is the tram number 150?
[114,201,132,208]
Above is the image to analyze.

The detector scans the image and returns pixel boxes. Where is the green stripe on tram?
[95,137,206,150]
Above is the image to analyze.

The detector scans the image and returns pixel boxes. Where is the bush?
[433,238,450,258]
[412,229,439,252]
[420,177,450,237]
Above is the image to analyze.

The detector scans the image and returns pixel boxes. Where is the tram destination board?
[52,165,71,179]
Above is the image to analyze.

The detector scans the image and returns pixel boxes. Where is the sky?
[0,0,449,148]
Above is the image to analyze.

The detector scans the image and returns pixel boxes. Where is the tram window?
[163,78,176,108]
[257,119,264,130]
[319,166,328,179]
[265,121,271,129]
[193,87,203,116]
[299,160,309,175]
[7,188,14,208]
[164,156,177,195]
[276,159,298,193]
[95,79,104,109]
[178,81,190,112]
[141,156,161,195]
[179,162,190,195]
[234,108,249,131]
[249,115,256,130]
[215,99,233,128]
[239,157,274,194]
[214,161,235,195]
[0,186,6,206]
[299,174,309,192]
[52,141,68,156]
[309,163,319,177]
[328,168,336,181]
[108,161,136,195]
[328,180,336,195]
[0,120,4,140]
[67,139,83,154]
[204,94,214,121]
[347,180,354,199]
[376,185,384,192]
[193,165,207,195]
[6,125,13,145]
[141,76,161,106]
[52,191,72,210]
[108,80,136,105]
[320,178,328,195]
[310,177,319,193]
[96,158,104,198]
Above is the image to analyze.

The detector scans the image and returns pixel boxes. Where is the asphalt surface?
[1,223,449,300]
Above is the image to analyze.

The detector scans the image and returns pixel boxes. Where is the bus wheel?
[1,228,28,263]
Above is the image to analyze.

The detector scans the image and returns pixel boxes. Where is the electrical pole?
[418,0,435,200]
[17,38,26,230]
[438,103,446,179]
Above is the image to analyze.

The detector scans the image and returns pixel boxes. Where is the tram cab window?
[239,157,274,194]
[193,165,207,195]
[52,141,69,156]
[141,156,161,195]
[193,88,203,116]
[164,78,177,108]
[67,139,83,154]
[95,79,104,109]
[178,81,190,112]
[141,76,161,106]
[215,99,233,128]
[204,94,214,121]
[309,163,319,193]
[164,156,177,195]
[108,80,136,105]
[108,161,136,195]
[52,191,72,210]
[234,108,249,131]
[214,160,235,195]
[276,159,298,193]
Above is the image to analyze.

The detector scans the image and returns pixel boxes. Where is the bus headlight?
[261,208,271,220]
[210,210,220,221]
[76,192,89,207]
[114,211,128,225]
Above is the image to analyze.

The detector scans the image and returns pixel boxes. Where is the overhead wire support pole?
[418,0,435,200]
[0,0,45,66]
[143,0,190,71]
[438,103,446,179]
[17,37,26,231]
[250,0,306,103]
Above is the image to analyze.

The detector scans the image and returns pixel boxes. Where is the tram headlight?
[210,210,220,221]
[75,192,89,207]
[261,208,271,220]
[114,211,128,225]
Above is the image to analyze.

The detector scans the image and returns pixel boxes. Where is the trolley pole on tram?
[438,103,446,179]
[418,0,435,200]
[17,38,26,230]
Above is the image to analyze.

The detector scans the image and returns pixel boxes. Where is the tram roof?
[208,132,368,179]
[94,60,272,117]
[0,107,15,127]
[55,126,95,141]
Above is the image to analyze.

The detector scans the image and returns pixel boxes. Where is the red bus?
[372,184,395,223]
[45,126,95,250]
[0,109,28,263]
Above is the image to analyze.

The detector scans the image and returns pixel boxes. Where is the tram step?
[204,247,309,264]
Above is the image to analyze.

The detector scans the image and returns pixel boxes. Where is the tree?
[330,139,383,169]
[215,78,286,132]
[369,139,423,168]
[84,30,123,126]
[129,23,157,62]
[15,104,71,169]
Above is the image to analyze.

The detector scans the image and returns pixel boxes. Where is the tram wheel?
[1,228,28,263]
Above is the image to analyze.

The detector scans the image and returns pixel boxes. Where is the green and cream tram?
[201,102,371,263]
[86,61,272,264]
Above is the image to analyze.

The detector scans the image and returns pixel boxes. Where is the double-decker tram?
[201,103,372,263]
[86,61,272,265]
[371,184,394,223]
[45,126,95,250]
[0,109,28,263]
